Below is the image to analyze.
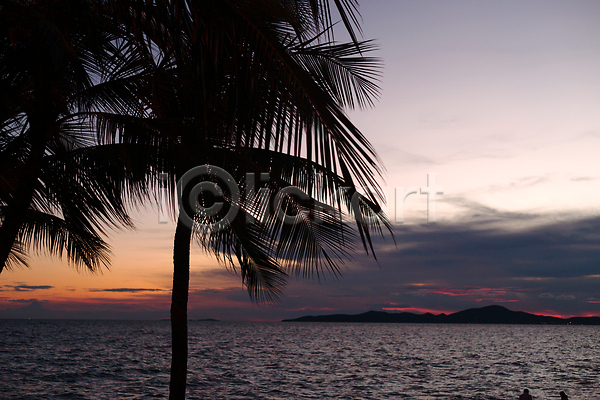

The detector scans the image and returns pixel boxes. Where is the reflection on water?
[1,320,598,399]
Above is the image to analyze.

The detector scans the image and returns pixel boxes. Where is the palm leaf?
[0,207,111,272]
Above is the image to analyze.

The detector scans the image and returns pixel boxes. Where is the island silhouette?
[282,305,600,324]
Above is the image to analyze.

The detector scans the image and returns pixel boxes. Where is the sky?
[2,0,600,320]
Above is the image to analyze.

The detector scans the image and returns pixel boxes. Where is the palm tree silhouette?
[0,1,156,270]
[109,1,391,398]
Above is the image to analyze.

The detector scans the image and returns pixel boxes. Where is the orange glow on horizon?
[531,310,600,319]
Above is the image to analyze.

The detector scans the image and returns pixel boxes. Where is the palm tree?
[0,0,157,271]
[107,1,391,398]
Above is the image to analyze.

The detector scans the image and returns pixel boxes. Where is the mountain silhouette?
[282,305,600,325]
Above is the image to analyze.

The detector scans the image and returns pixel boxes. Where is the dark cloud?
[5,285,54,291]
[263,214,600,319]
[555,294,576,300]
[381,215,600,280]
[9,299,40,303]
[190,288,224,295]
[191,267,237,280]
[2,212,599,321]
[88,288,166,293]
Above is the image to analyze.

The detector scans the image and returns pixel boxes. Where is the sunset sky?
[2,0,600,320]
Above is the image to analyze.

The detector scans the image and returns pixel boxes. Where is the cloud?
[488,174,553,191]
[412,287,524,297]
[383,215,600,280]
[555,294,576,300]
[8,299,40,303]
[5,212,600,320]
[4,285,54,292]
[298,213,600,317]
[442,196,542,223]
[570,176,598,182]
[87,288,167,293]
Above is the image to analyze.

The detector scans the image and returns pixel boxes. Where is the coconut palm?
[0,0,158,271]
[106,1,391,398]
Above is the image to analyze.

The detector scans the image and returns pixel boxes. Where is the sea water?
[1,320,598,399]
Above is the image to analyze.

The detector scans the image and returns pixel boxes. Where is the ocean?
[1,320,598,399]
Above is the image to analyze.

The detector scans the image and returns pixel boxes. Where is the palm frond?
[3,240,29,270]
[193,209,288,304]
[181,146,391,289]
[293,39,381,109]
[0,207,111,272]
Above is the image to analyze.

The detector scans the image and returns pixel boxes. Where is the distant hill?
[282,305,600,325]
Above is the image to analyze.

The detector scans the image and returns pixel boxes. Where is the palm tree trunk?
[0,139,47,272]
[169,215,192,400]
